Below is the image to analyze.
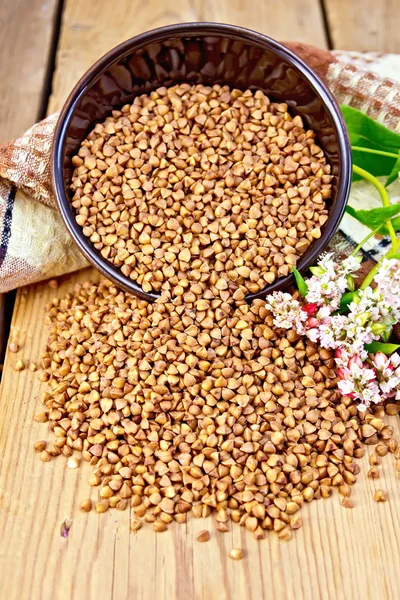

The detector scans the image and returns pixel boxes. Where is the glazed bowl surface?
[52,22,351,301]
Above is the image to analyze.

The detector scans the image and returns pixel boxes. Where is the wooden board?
[47,0,327,113]
[0,0,60,367]
[1,269,400,600]
[2,2,400,599]
[325,0,400,52]
[0,0,60,142]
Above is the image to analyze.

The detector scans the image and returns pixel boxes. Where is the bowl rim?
[51,21,352,302]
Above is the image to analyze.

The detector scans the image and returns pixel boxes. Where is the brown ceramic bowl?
[52,22,352,302]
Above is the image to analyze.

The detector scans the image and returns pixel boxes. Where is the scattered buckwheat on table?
[33,278,398,541]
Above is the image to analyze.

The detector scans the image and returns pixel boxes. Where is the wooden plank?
[0,0,61,370]
[203,0,327,48]
[324,0,400,52]
[1,270,400,600]
[0,0,60,142]
[48,0,327,113]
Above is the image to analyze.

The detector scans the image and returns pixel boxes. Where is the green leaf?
[390,218,400,233]
[340,106,400,180]
[291,267,309,297]
[365,341,400,355]
[345,203,400,234]
[341,106,400,150]
[385,152,400,187]
[339,290,359,313]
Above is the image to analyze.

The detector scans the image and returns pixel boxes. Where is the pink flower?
[335,348,346,360]
[306,317,320,328]
[336,360,380,410]
[334,347,351,368]
[372,352,392,373]
[372,352,387,370]
[348,355,363,369]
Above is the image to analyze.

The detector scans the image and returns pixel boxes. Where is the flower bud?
[309,266,325,277]
[337,368,347,380]
[370,323,387,336]
[348,355,363,369]
[302,303,318,316]
[346,275,355,292]
[355,312,370,326]
[306,317,320,328]
[335,348,347,361]
[372,352,389,371]
[381,327,392,342]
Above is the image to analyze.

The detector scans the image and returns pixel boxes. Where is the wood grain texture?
[1,269,400,600]
[325,0,400,52]
[0,0,60,142]
[47,0,327,114]
[0,0,60,368]
[203,0,327,49]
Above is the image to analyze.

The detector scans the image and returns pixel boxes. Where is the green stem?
[351,146,399,159]
[352,164,397,250]
[360,258,383,289]
[351,224,382,256]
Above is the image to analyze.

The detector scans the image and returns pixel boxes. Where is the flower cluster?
[265,254,400,412]
[337,351,400,412]
[306,253,362,313]
[264,292,307,334]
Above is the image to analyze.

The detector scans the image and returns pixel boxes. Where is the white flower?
[390,353,400,368]
[304,253,361,312]
[336,356,385,411]
[341,255,363,274]
[338,379,354,395]
[360,384,382,406]
[373,258,400,320]
[380,377,399,395]
[372,352,395,379]
[317,252,337,274]
[265,291,307,334]
[316,305,332,319]
[306,328,319,343]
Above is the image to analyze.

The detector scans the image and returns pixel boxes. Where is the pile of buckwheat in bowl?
[70,84,331,297]
[32,84,400,549]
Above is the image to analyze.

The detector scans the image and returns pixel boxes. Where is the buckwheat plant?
[266,156,400,412]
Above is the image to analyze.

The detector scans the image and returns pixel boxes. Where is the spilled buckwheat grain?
[33,278,399,541]
[70,84,331,296]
